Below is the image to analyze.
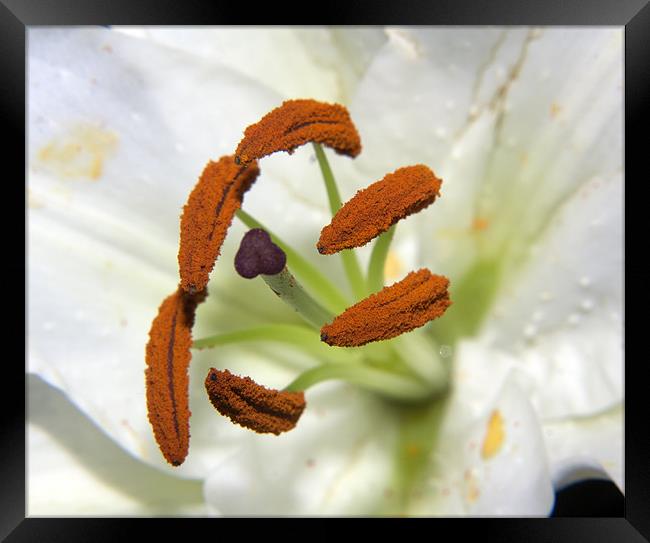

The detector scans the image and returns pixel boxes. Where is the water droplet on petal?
[580,299,595,312]
[435,126,448,140]
[567,313,581,326]
[523,323,537,340]
[439,345,453,358]
[539,291,553,302]
[531,309,544,322]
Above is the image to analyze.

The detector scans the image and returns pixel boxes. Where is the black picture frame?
[7,0,645,540]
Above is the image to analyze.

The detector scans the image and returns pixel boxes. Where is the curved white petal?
[476,28,623,259]
[408,371,554,516]
[203,383,398,515]
[329,28,532,279]
[348,27,531,178]
[28,375,207,515]
[27,27,327,474]
[341,28,622,286]
[480,173,623,418]
[112,27,387,104]
[542,404,623,492]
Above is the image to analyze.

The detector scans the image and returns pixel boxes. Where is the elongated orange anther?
[320,269,451,347]
[179,155,260,294]
[234,99,361,166]
[318,165,442,254]
[145,286,207,466]
[205,368,306,435]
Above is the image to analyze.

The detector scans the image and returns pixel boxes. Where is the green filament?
[312,142,367,300]
[366,225,396,294]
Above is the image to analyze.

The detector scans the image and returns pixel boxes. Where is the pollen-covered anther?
[145,286,207,466]
[318,165,442,254]
[321,269,451,347]
[178,155,260,294]
[205,368,306,435]
[234,99,362,166]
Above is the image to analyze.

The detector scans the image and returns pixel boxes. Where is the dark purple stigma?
[234,228,287,279]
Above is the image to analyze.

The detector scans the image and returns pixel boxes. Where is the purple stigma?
[234,229,287,279]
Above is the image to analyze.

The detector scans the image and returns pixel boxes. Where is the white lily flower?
[27,26,623,516]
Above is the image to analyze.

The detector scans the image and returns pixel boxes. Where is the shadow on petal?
[28,374,205,515]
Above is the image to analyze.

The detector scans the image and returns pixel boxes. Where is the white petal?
[347,27,530,179]
[336,28,532,277]
[542,404,623,492]
[476,29,622,260]
[342,28,622,287]
[29,206,324,477]
[28,375,207,515]
[27,27,325,474]
[203,383,398,515]
[29,27,284,236]
[112,27,386,103]
[481,172,623,418]
[408,372,554,516]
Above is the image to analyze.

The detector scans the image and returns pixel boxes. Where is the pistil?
[234,228,334,329]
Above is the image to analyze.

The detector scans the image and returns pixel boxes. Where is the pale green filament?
[261,267,334,329]
[366,225,396,294]
[236,208,349,313]
[284,362,435,402]
[203,144,454,408]
[193,324,358,364]
[312,142,367,300]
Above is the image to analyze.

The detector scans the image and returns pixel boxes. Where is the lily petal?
[27,27,317,473]
[28,375,206,515]
[407,365,554,516]
[336,28,532,279]
[348,27,531,177]
[476,28,623,261]
[202,383,398,515]
[481,172,623,418]
[542,404,624,492]
[112,27,387,104]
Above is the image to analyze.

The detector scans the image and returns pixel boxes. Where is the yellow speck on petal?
[383,250,404,282]
[471,217,490,232]
[37,123,118,181]
[520,152,529,166]
[550,102,562,119]
[406,443,421,458]
[466,482,481,503]
[481,409,505,460]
